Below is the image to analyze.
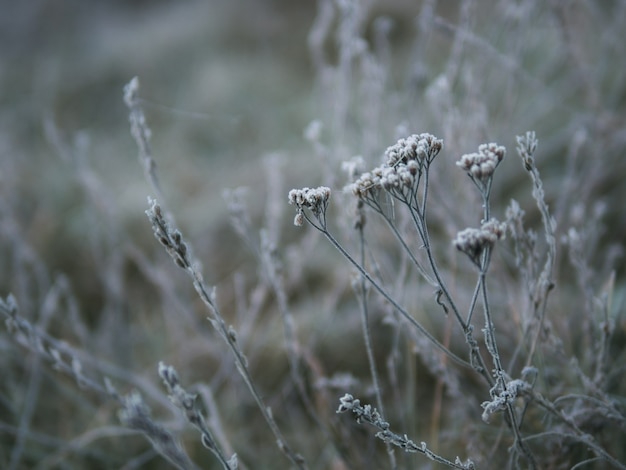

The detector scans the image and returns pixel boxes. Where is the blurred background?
[1,0,626,468]
[1,0,317,222]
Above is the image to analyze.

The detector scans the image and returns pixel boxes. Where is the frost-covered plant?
[2,1,626,469]
[290,131,625,469]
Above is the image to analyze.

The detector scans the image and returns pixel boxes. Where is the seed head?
[457,143,506,183]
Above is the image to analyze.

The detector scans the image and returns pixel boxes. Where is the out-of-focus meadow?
[2,1,626,469]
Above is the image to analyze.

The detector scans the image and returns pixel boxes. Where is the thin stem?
[364,183,493,385]
[407,188,467,330]
[526,392,626,470]
[190,270,306,469]
[465,278,482,326]
[337,394,474,469]
[226,190,328,442]
[365,196,435,286]
[146,202,306,469]
[420,163,430,218]
[480,248,537,469]
[403,187,495,387]
[355,226,396,469]
[302,212,471,369]
[517,132,557,369]
[159,363,234,470]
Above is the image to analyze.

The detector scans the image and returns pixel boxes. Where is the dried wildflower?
[346,133,442,200]
[453,219,507,266]
[348,161,413,198]
[288,186,331,225]
[456,143,506,184]
[384,133,443,167]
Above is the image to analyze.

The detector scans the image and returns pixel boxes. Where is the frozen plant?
[291,131,624,469]
[336,394,475,469]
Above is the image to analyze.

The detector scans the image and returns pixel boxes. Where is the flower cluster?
[453,219,507,266]
[347,164,415,198]
[347,133,443,199]
[288,186,331,226]
[384,133,443,167]
[456,143,505,184]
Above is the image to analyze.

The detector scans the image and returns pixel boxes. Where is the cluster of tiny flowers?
[453,219,507,265]
[288,186,331,226]
[456,143,506,183]
[384,133,443,167]
[347,133,442,199]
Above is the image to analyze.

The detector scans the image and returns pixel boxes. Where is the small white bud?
[294,212,304,226]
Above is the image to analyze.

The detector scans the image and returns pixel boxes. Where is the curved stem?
[303,212,471,369]
[365,196,436,286]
